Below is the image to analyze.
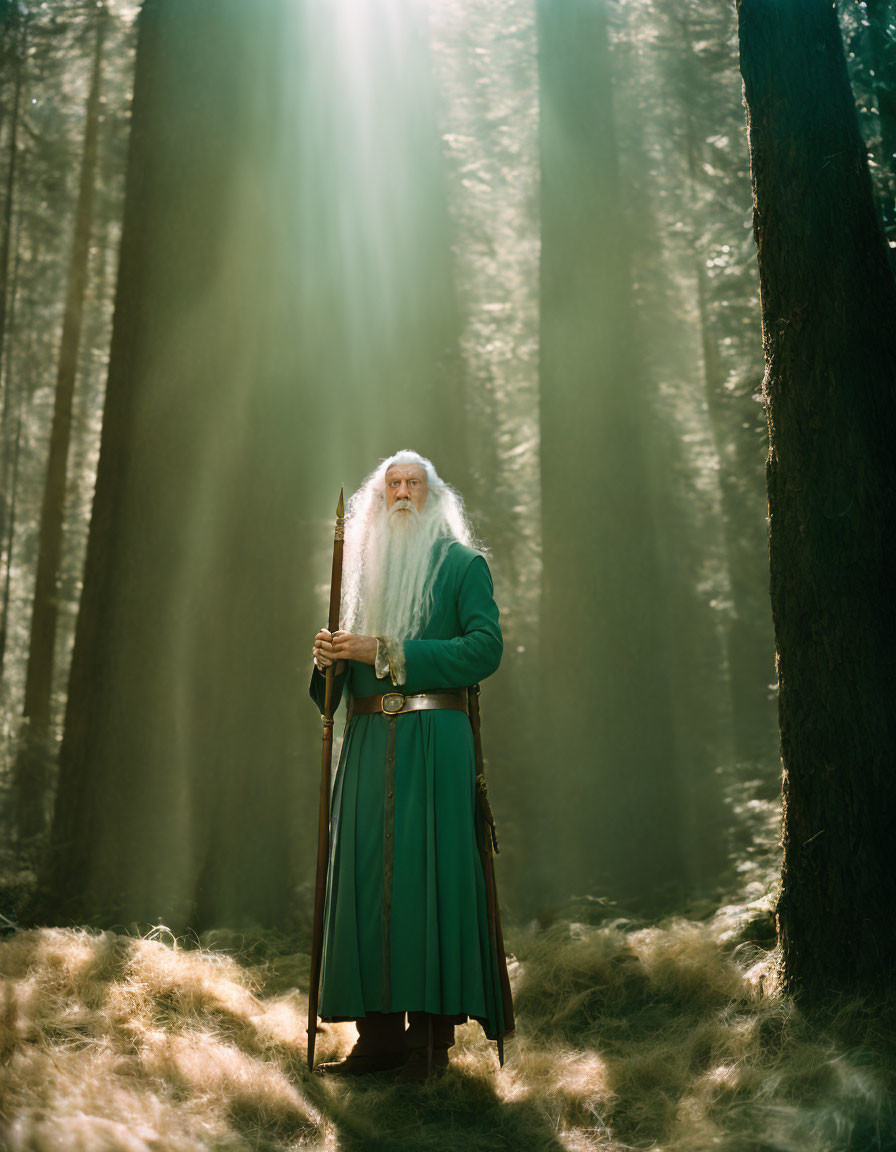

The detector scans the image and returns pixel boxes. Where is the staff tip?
[337,486,344,516]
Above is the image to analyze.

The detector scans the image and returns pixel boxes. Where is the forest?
[0,0,895,1148]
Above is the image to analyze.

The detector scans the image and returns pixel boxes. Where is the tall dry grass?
[1,898,894,1151]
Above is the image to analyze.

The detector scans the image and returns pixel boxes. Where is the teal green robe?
[309,540,506,1041]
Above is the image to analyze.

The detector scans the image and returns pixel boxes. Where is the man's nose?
[397,482,410,498]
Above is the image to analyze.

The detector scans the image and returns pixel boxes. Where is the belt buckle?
[381,692,406,715]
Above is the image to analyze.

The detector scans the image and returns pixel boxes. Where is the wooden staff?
[307,487,345,1071]
[469,682,515,1065]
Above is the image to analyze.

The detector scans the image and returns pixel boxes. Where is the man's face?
[384,463,428,515]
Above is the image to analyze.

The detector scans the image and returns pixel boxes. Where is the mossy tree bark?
[738,0,896,998]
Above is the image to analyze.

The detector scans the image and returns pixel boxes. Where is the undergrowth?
[1,895,894,1151]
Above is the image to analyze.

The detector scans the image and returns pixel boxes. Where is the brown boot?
[399,1012,455,1082]
[315,1012,407,1076]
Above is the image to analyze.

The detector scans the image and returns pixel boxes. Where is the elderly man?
[310,449,511,1080]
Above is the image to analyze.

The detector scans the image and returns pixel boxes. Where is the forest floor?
[2,883,895,1152]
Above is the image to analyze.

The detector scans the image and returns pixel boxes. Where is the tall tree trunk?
[0,209,22,678]
[0,414,22,679]
[0,8,23,379]
[37,0,274,928]
[12,4,107,845]
[738,0,896,999]
[536,0,684,908]
[0,9,25,625]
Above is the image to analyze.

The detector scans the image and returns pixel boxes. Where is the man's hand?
[313,628,346,675]
[331,630,377,666]
[313,629,377,672]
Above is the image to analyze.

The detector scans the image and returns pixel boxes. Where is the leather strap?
[351,690,468,716]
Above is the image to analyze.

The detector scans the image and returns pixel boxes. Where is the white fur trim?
[375,637,391,680]
[385,638,407,687]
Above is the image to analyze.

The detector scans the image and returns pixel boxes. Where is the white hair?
[341,449,481,642]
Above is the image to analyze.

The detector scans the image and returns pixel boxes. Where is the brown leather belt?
[351,690,468,716]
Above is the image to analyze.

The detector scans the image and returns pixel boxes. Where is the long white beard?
[355,499,449,642]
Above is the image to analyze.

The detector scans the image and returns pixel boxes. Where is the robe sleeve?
[401,553,503,689]
[309,660,350,713]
